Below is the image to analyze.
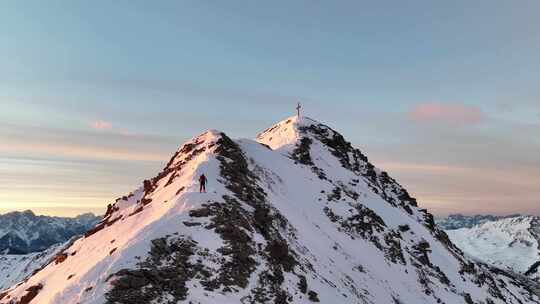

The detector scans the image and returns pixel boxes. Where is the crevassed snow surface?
[1,116,539,304]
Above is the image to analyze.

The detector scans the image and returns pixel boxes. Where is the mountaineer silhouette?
[199,174,207,193]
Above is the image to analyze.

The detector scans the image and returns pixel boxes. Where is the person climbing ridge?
[199,174,207,193]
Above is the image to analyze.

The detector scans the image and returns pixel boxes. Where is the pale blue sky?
[0,1,539,216]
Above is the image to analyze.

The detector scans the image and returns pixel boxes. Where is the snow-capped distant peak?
[436,213,522,230]
[0,211,100,254]
[447,215,540,280]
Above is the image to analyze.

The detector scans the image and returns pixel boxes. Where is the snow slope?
[447,216,540,281]
[0,244,64,291]
[1,116,539,304]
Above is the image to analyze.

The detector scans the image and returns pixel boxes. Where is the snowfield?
[1,116,539,304]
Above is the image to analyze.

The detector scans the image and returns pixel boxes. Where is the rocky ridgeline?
[1,117,540,304]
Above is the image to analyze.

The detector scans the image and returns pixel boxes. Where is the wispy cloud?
[408,102,484,125]
[90,120,112,130]
[90,120,139,137]
[0,123,179,162]
[0,141,168,161]
[376,161,468,173]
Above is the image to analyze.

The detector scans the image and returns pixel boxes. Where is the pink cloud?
[90,120,112,130]
[409,102,484,124]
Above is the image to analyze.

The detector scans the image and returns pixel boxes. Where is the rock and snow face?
[447,216,540,281]
[0,211,100,254]
[1,116,539,304]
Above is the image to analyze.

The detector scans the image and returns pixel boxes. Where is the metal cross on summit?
[296,102,302,118]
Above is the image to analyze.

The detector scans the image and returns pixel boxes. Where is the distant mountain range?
[0,210,101,254]
[445,215,540,281]
[435,213,521,230]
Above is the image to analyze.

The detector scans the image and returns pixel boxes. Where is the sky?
[0,1,539,217]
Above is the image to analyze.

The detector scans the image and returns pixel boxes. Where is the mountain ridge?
[1,116,539,304]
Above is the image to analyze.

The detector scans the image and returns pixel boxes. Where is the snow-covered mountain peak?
[167,129,225,166]
[101,129,230,219]
[259,116,427,227]
[256,115,304,151]
[2,116,540,304]
[256,115,333,152]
